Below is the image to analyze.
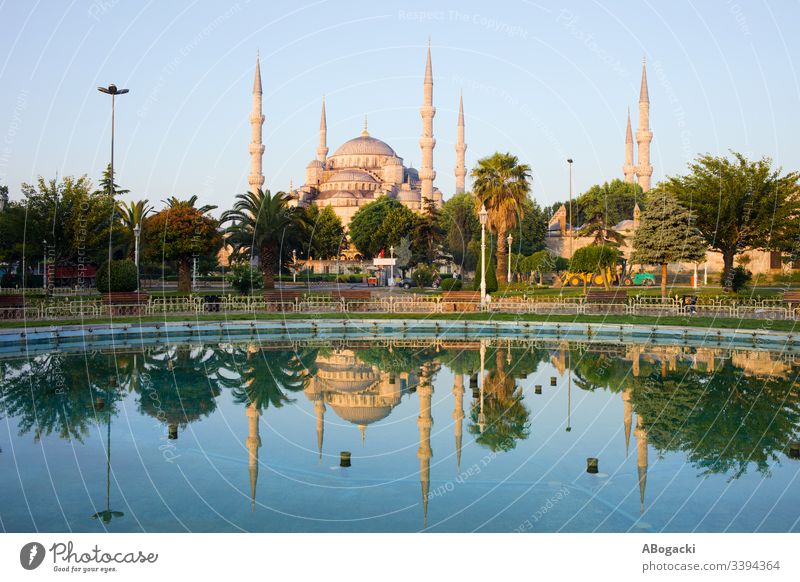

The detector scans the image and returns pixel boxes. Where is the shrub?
[721,266,752,292]
[472,254,498,293]
[412,264,437,288]
[96,260,138,293]
[227,264,264,294]
[441,278,463,291]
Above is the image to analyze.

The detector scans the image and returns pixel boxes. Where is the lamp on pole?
[567,159,574,259]
[133,224,141,292]
[42,239,47,291]
[292,249,297,283]
[479,338,486,434]
[97,84,129,265]
[506,233,513,283]
[389,245,395,286]
[479,204,488,307]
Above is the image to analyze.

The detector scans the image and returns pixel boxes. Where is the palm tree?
[471,152,532,284]
[163,195,217,215]
[116,199,153,258]
[221,189,306,290]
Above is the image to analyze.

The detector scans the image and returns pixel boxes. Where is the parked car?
[399,278,416,289]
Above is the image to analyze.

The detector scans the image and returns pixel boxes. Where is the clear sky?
[1,0,798,216]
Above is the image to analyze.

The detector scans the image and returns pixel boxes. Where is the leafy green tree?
[394,236,412,277]
[513,196,548,256]
[666,152,800,290]
[226,262,264,294]
[575,179,640,227]
[569,245,621,290]
[144,203,221,292]
[439,192,480,270]
[221,189,305,290]
[471,152,532,284]
[526,249,558,285]
[349,197,415,258]
[94,163,130,197]
[631,190,707,298]
[578,211,626,247]
[411,198,444,266]
[301,204,345,260]
[19,175,123,268]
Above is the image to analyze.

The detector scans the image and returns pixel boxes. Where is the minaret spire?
[622,388,633,458]
[454,92,467,195]
[419,40,437,205]
[418,365,434,529]
[314,398,325,464]
[316,96,328,163]
[635,413,649,514]
[245,403,262,512]
[623,108,634,183]
[635,56,653,192]
[248,52,266,194]
[452,372,464,470]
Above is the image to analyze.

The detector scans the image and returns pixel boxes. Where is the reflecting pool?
[1,337,799,532]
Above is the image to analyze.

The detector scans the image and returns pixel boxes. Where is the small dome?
[328,169,378,184]
[332,135,397,157]
[317,190,359,201]
[306,159,324,168]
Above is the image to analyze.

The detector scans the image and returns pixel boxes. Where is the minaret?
[622,387,633,458]
[635,414,649,514]
[248,52,266,194]
[245,403,262,511]
[418,365,434,529]
[452,372,464,470]
[454,93,467,195]
[314,398,325,463]
[635,57,653,192]
[419,41,436,203]
[623,108,634,183]
[316,96,328,163]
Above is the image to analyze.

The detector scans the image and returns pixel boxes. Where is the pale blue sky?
[1,0,798,215]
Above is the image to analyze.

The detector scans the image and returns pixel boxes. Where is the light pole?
[389,245,395,286]
[97,84,129,265]
[479,338,486,434]
[292,249,297,283]
[42,239,47,291]
[507,233,513,283]
[567,159,573,259]
[133,224,141,291]
[479,204,488,307]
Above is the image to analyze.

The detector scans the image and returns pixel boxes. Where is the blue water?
[1,339,798,532]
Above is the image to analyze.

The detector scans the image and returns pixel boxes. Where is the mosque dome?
[331,135,397,158]
[328,402,393,425]
[306,159,324,168]
[327,169,378,184]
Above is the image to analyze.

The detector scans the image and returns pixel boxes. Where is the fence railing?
[1,295,798,322]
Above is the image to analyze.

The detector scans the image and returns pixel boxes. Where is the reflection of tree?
[631,359,800,478]
[216,346,318,411]
[468,350,530,452]
[571,346,632,393]
[355,345,437,378]
[0,352,125,443]
[136,346,222,437]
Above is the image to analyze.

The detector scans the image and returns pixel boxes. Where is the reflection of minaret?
[454,93,467,194]
[246,403,262,511]
[316,96,328,163]
[419,40,437,203]
[623,108,634,183]
[635,413,648,513]
[418,366,434,528]
[452,372,464,470]
[635,58,653,192]
[314,398,325,463]
[629,345,641,377]
[622,387,633,458]
[249,52,266,194]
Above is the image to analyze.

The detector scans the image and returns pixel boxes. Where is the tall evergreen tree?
[631,190,707,298]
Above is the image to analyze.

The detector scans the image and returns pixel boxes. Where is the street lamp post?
[507,233,513,283]
[133,224,141,292]
[567,159,573,259]
[292,249,297,283]
[479,338,486,434]
[389,245,395,286]
[97,84,129,265]
[42,239,47,291]
[479,204,488,307]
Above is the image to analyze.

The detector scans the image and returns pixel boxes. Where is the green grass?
[2,311,796,333]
